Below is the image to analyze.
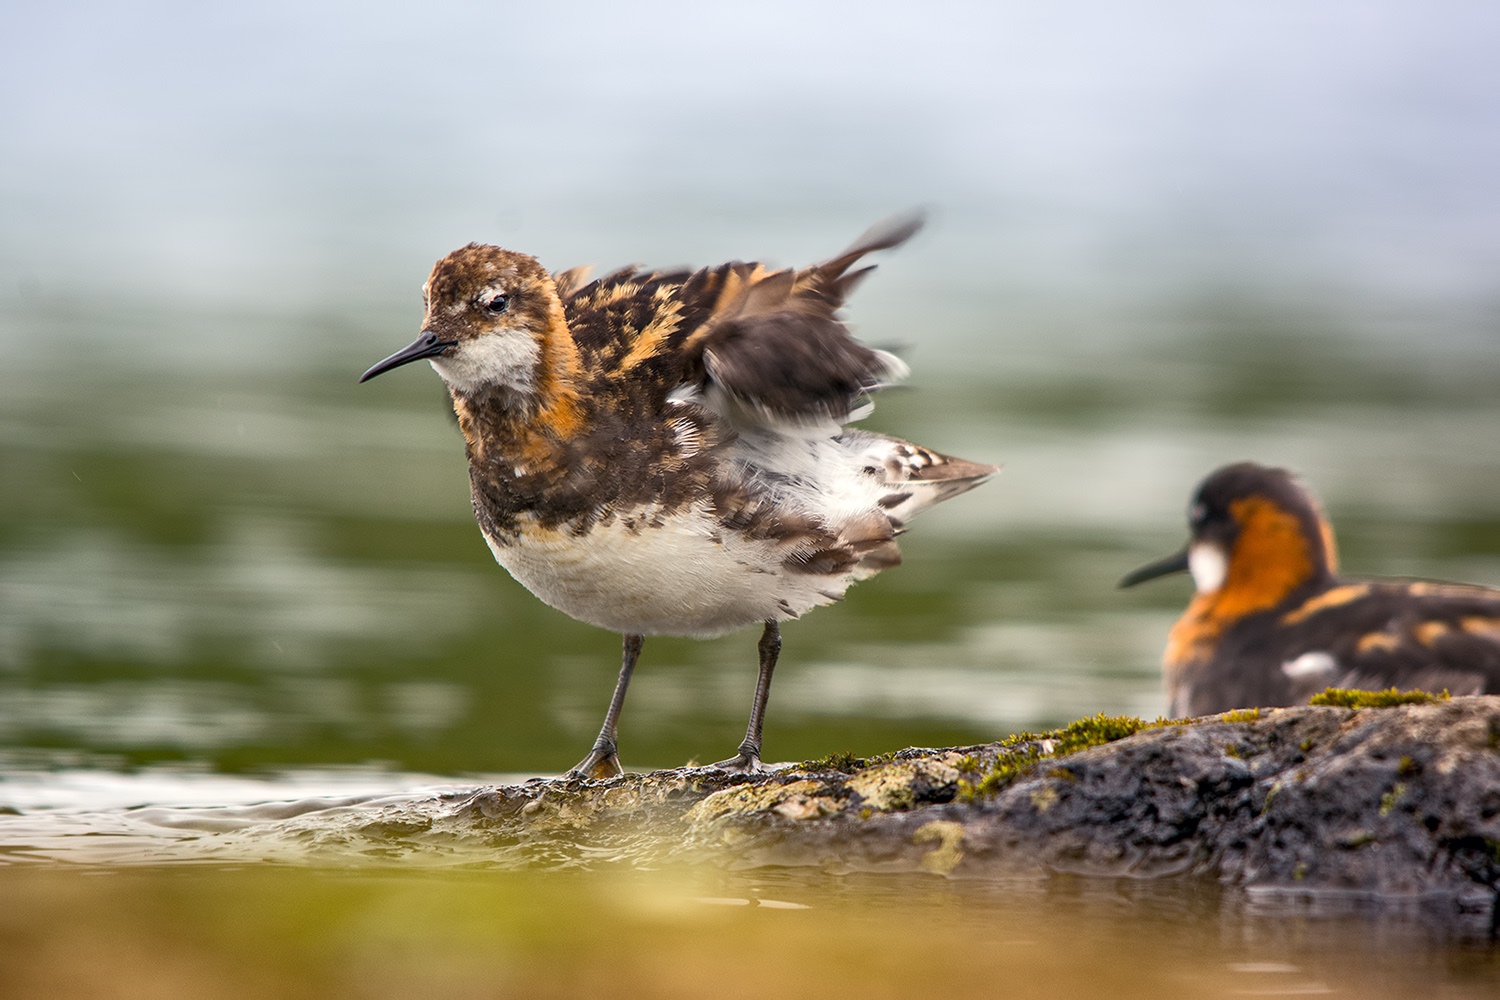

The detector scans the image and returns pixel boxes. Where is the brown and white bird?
[1120,461,1500,717]
[360,218,996,778]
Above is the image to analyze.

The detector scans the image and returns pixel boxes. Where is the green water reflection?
[4,294,1500,776]
[0,866,1494,999]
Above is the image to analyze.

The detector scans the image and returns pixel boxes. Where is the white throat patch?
[428,330,540,396]
[1188,542,1228,594]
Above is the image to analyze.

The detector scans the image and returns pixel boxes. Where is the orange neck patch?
[1217,495,1319,616]
[1165,495,1324,667]
[450,295,587,469]
[527,297,586,441]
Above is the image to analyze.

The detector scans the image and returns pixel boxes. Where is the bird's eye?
[1188,502,1208,526]
[483,294,509,314]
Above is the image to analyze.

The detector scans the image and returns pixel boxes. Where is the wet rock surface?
[439,697,1500,923]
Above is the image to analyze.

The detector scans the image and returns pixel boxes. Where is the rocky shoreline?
[444,695,1500,930]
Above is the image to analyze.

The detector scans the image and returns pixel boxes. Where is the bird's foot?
[566,742,624,781]
[710,749,777,774]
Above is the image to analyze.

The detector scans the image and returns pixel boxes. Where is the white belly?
[482,503,847,638]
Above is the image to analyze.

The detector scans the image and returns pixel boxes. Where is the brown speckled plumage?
[361,217,996,777]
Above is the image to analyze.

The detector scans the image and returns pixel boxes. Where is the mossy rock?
[1309,687,1451,708]
[328,696,1500,929]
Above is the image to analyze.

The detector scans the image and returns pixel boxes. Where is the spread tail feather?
[857,433,999,530]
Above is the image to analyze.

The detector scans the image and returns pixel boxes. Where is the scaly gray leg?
[714,621,781,773]
[567,634,643,780]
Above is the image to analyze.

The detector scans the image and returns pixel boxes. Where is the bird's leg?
[567,634,643,780]
[714,621,781,773]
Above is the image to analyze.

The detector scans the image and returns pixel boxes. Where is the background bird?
[1120,461,1500,717]
[360,217,996,778]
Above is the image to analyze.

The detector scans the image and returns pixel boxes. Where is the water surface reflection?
[0,860,1494,998]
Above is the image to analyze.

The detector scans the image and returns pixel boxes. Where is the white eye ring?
[1188,542,1227,593]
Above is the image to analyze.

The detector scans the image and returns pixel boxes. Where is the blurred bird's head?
[1120,462,1338,611]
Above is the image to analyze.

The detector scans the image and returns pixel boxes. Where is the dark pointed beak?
[1118,548,1191,589]
[359,332,456,383]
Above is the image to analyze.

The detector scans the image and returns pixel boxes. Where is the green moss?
[1397,755,1418,778]
[801,750,863,774]
[1379,783,1407,817]
[1223,744,1242,759]
[1220,708,1261,723]
[971,714,1150,798]
[1309,687,1450,708]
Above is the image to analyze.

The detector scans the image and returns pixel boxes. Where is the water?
[3,0,1500,985]
[5,327,1498,776]
[5,862,1495,999]
[1,769,1496,996]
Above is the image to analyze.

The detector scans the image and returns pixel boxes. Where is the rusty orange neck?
[452,298,586,470]
[1166,495,1335,667]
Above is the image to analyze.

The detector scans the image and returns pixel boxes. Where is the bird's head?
[360,244,565,401]
[1120,462,1338,613]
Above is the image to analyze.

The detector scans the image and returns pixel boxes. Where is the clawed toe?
[568,746,624,781]
[710,751,776,774]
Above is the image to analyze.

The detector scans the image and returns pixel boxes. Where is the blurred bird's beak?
[359,332,455,382]
[1118,549,1191,589]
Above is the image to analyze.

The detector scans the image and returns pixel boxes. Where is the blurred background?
[3,0,1499,778]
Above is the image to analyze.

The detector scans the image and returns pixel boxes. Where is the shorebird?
[360,217,996,778]
[1120,461,1500,717]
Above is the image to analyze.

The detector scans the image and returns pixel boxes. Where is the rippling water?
[4,862,1494,999]
[5,332,1498,776]
[3,767,1498,997]
[2,767,1497,998]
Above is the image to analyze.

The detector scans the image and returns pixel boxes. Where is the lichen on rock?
[430,695,1500,930]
